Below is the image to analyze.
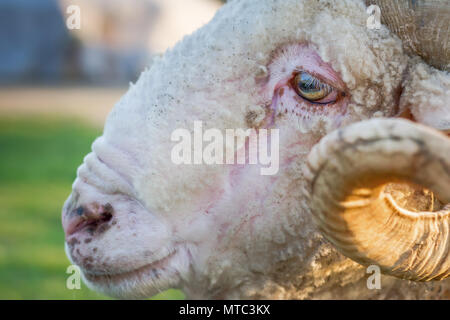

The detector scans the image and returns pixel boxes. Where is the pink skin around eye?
[262,44,349,124]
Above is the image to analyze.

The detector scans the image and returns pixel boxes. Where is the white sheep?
[62,0,450,299]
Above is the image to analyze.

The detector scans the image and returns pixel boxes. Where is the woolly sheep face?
[62,0,450,299]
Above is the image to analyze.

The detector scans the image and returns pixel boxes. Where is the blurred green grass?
[0,116,184,300]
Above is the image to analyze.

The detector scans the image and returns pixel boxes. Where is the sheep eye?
[292,72,336,104]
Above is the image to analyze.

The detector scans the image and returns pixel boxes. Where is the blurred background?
[0,0,223,299]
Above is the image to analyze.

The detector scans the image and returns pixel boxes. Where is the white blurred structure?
[146,0,222,53]
[58,0,222,82]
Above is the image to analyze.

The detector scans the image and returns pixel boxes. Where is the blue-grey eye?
[293,72,334,102]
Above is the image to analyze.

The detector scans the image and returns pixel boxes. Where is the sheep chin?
[79,248,188,299]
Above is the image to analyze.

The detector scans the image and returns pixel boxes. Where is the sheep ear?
[366,0,449,71]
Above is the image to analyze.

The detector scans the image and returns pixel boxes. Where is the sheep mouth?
[81,250,179,293]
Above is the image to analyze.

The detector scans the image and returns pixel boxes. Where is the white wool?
[400,60,450,131]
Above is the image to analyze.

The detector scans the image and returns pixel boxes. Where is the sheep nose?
[63,201,113,238]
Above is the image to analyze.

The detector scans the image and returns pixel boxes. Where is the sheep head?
[62,0,450,299]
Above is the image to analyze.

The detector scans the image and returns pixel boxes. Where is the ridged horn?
[366,0,450,71]
[305,118,450,281]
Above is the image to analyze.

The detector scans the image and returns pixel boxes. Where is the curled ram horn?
[305,118,450,281]
[367,0,450,71]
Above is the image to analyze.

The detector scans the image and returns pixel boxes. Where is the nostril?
[65,203,113,237]
[100,210,113,225]
[76,206,84,216]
